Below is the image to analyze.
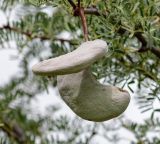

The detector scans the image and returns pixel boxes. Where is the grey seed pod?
[32,39,130,122]
[32,39,108,76]
[57,69,130,122]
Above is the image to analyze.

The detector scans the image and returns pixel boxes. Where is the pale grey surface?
[57,69,130,122]
[32,39,130,122]
[32,39,107,76]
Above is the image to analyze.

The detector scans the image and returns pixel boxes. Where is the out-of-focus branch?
[117,27,160,59]
[150,47,160,59]
[68,0,76,9]
[67,0,104,16]
[134,32,148,52]
[0,24,73,43]
[84,7,101,15]
[1,3,159,58]
[0,119,26,143]
[74,7,102,16]
[78,0,81,8]
[134,32,160,58]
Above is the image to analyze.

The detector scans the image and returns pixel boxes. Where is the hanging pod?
[32,39,130,122]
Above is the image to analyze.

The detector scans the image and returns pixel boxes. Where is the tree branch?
[150,47,160,59]
[78,0,81,8]
[134,32,160,58]
[66,0,160,58]
[135,32,147,47]
[2,6,160,58]
[67,2,160,58]
[79,7,89,41]
[67,0,89,41]
[134,32,148,52]
[1,119,26,143]
[68,4,160,59]
[67,0,102,16]
[74,7,102,16]
[67,0,76,9]
[0,24,74,43]
[84,7,101,16]
[117,27,160,59]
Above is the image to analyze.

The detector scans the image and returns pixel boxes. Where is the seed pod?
[32,39,130,122]
[32,39,107,76]
[57,69,130,122]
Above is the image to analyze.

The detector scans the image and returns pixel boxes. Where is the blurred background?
[0,0,160,144]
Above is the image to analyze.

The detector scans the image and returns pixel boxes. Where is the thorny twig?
[68,0,89,41]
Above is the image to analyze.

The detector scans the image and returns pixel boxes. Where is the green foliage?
[0,0,160,143]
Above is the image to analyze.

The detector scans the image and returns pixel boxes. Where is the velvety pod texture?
[57,69,130,122]
[32,39,130,122]
[32,40,108,76]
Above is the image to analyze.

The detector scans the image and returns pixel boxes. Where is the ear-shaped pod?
[32,39,108,76]
[32,39,130,122]
[57,69,130,122]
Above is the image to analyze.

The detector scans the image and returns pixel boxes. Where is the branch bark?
[150,47,160,59]
[0,24,74,43]
[84,7,101,16]
[78,0,81,8]
[79,8,89,41]
[68,0,76,9]
[134,32,160,58]
[117,27,160,59]
[67,0,89,41]
[0,119,26,143]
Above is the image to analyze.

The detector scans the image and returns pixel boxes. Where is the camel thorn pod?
[57,69,130,122]
[32,39,130,122]
[32,39,108,76]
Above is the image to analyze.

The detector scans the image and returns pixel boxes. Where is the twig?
[67,2,160,58]
[78,0,81,8]
[72,5,160,59]
[67,0,88,41]
[68,0,76,9]
[150,47,160,59]
[67,0,103,16]
[0,24,74,43]
[117,27,160,59]
[134,32,160,58]
[1,119,26,143]
[79,7,89,41]
[74,7,101,16]
[134,32,148,52]
[84,7,101,16]
[2,3,160,58]
[3,25,32,38]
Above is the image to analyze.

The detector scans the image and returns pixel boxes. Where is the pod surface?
[32,39,108,76]
[57,69,130,122]
[32,39,130,122]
